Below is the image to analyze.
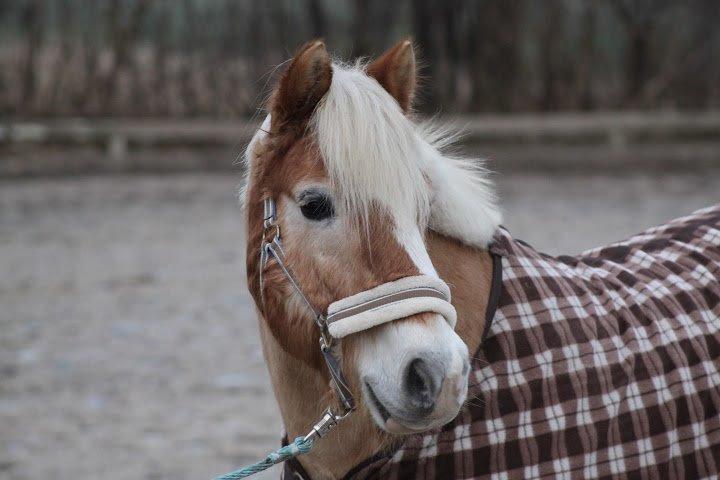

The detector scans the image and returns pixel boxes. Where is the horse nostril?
[405,357,442,414]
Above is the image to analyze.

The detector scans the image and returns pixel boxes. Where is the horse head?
[243,40,501,438]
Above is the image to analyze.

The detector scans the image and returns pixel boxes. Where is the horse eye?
[300,196,334,221]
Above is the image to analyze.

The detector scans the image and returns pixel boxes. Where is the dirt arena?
[1,172,718,480]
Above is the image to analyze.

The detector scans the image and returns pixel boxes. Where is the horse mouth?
[365,381,391,422]
[364,381,439,434]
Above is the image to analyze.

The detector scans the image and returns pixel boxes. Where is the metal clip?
[303,409,337,442]
[303,407,351,443]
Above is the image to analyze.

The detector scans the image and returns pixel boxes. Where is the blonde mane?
[311,62,501,246]
[311,63,430,226]
[244,62,502,247]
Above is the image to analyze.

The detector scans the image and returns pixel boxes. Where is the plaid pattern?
[346,205,720,479]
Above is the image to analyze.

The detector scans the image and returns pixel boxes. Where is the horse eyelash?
[298,189,331,205]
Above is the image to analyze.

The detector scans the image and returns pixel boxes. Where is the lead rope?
[213,437,313,480]
[213,198,353,479]
[213,408,349,479]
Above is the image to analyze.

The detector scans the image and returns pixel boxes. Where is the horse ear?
[367,39,416,112]
[271,40,332,130]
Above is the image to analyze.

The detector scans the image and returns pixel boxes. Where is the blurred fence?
[2,112,719,176]
[1,0,719,118]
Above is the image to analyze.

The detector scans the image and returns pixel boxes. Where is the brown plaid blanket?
[338,205,720,479]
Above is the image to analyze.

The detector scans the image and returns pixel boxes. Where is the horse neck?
[258,230,493,479]
[426,230,493,358]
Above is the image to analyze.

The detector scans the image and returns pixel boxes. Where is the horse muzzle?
[358,313,470,434]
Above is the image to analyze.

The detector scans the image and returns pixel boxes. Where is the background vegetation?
[1,0,719,117]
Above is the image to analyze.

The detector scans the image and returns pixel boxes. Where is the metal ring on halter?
[315,314,333,348]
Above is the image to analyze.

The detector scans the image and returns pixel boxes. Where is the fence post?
[107,133,128,171]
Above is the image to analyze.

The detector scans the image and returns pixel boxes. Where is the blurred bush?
[1,0,719,118]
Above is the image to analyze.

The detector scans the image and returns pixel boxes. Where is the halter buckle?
[263,197,276,228]
[262,197,280,245]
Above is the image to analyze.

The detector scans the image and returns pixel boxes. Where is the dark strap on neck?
[481,251,503,343]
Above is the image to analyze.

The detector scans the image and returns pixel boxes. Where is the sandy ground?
[1,172,718,480]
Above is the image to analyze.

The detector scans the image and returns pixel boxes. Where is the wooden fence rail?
[2,112,719,176]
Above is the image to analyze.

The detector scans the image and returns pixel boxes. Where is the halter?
[258,197,457,442]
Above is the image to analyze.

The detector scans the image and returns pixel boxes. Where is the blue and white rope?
[214,436,314,479]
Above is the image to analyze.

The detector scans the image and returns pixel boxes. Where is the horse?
[240,40,720,479]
